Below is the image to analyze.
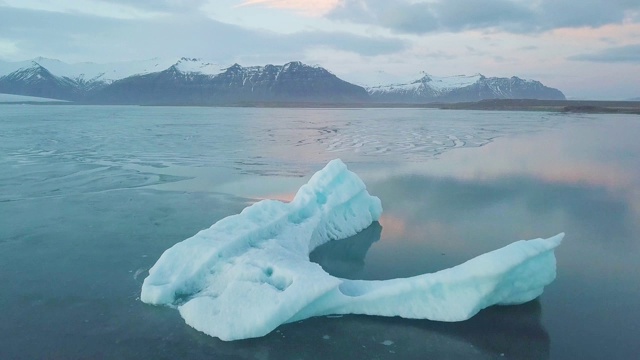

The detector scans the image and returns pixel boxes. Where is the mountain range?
[0,57,566,105]
[367,73,565,103]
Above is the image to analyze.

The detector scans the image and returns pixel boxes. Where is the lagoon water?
[1,106,639,359]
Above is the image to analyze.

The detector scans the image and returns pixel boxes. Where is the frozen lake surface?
[1,106,639,359]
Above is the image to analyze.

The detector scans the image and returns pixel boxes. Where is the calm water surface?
[0,106,638,359]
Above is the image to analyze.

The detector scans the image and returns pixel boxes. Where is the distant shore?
[433,99,640,115]
[1,98,639,114]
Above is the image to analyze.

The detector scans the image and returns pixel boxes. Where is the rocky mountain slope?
[0,62,83,100]
[0,58,368,104]
[92,60,368,105]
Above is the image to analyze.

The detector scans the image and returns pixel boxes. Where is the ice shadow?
[303,221,549,360]
[309,222,382,279]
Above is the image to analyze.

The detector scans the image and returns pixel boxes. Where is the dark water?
[1,106,638,359]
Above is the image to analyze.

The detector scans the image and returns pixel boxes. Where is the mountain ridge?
[89,60,369,105]
[0,57,566,104]
[368,73,565,102]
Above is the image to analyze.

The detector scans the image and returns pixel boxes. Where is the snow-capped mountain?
[0,61,81,100]
[368,73,565,103]
[0,57,179,84]
[0,57,193,100]
[172,57,224,76]
[203,61,368,103]
[0,57,367,104]
[0,57,565,104]
[80,60,368,104]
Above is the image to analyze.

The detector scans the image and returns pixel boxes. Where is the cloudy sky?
[0,0,639,99]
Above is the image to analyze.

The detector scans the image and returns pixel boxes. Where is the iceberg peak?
[141,159,563,341]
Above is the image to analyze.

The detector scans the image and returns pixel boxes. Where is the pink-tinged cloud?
[550,23,640,43]
[239,0,340,15]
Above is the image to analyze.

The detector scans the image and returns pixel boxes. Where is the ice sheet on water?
[141,159,563,341]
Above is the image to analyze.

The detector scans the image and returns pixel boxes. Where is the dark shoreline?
[2,98,639,114]
[434,99,640,114]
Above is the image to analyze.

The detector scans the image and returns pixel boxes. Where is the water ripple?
[0,107,568,195]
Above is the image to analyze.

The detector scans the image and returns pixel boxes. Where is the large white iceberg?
[141,159,563,341]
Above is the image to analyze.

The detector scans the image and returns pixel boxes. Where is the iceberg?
[141,159,563,341]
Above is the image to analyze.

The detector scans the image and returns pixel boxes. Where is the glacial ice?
[141,159,563,341]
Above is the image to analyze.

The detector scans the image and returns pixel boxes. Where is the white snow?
[38,57,179,81]
[425,73,482,91]
[141,159,563,341]
[368,80,423,93]
[173,58,224,76]
[367,73,482,95]
[0,57,185,82]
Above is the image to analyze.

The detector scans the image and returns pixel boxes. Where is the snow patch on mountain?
[3,61,76,87]
[0,57,180,83]
[424,74,483,91]
[368,72,565,102]
[1,57,565,103]
[368,73,482,94]
[173,57,224,76]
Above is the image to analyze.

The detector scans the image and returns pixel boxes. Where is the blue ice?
[141,159,563,341]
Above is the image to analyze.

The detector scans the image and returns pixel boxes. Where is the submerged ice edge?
[141,159,563,341]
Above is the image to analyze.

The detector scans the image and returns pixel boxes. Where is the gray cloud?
[100,0,208,12]
[568,44,640,63]
[380,2,439,34]
[291,31,406,56]
[0,7,406,62]
[328,0,438,33]
[328,0,384,24]
[433,0,533,32]
[536,0,636,29]
[0,7,125,59]
[328,0,640,34]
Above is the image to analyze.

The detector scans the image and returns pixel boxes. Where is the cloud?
[380,2,439,34]
[113,0,208,9]
[435,0,534,32]
[0,0,167,19]
[536,0,638,29]
[328,0,533,34]
[327,0,640,34]
[328,0,433,32]
[0,7,125,59]
[0,39,20,59]
[239,0,340,15]
[0,6,406,62]
[568,44,640,62]
[290,31,406,56]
